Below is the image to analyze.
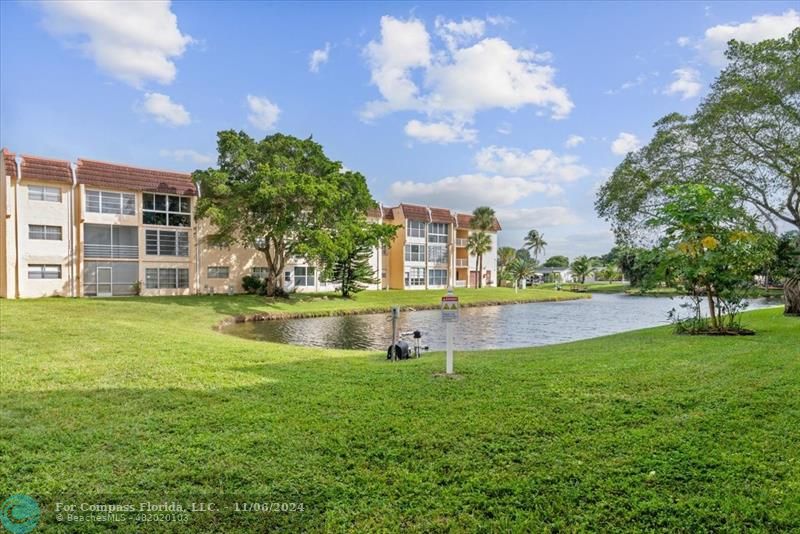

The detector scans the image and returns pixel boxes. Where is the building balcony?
[84,244,139,259]
[455,258,469,267]
[456,238,468,247]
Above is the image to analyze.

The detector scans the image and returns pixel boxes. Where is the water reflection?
[225,293,783,351]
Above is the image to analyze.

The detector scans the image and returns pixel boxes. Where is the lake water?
[223,293,784,351]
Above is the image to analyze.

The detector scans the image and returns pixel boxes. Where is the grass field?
[1,291,798,532]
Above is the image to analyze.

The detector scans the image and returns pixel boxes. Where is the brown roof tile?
[429,207,454,224]
[400,203,431,222]
[20,154,72,184]
[456,213,501,231]
[77,158,196,196]
[2,148,17,178]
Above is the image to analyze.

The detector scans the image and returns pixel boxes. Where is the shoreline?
[215,292,591,328]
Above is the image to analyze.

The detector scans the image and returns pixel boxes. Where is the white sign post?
[441,287,459,375]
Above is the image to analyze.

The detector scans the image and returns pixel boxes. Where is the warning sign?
[441,293,459,323]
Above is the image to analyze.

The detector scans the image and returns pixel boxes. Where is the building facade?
[1,150,500,298]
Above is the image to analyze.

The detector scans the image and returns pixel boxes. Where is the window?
[208,266,229,279]
[145,229,189,256]
[293,266,315,286]
[429,268,448,286]
[86,190,135,215]
[145,268,189,289]
[428,222,449,243]
[28,264,61,279]
[29,225,62,240]
[29,185,61,202]
[406,220,425,238]
[84,224,138,258]
[405,267,425,287]
[142,193,191,226]
[405,244,424,262]
[428,245,447,264]
[252,267,269,279]
[284,271,292,283]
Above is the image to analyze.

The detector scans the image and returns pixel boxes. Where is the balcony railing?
[456,258,469,267]
[456,238,468,247]
[84,244,139,259]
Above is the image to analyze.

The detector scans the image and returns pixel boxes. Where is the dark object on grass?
[387,340,410,360]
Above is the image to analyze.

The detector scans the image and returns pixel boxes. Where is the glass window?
[145,268,159,289]
[143,193,191,227]
[29,225,62,240]
[28,264,61,279]
[208,266,229,279]
[252,267,270,279]
[84,224,138,259]
[407,220,425,238]
[284,271,291,282]
[86,190,135,215]
[29,185,61,202]
[428,245,447,264]
[144,229,189,256]
[405,244,424,262]
[428,223,449,243]
[293,266,315,286]
[144,268,188,289]
[405,267,425,287]
[428,269,448,286]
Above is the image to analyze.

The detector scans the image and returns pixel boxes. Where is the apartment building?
[1,149,500,298]
[373,204,500,290]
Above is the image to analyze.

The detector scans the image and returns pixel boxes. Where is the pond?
[223,293,784,352]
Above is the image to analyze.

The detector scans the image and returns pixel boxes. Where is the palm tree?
[524,229,547,261]
[571,255,593,284]
[467,231,492,288]
[506,258,537,293]
[497,246,517,286]
[469,206,496,288]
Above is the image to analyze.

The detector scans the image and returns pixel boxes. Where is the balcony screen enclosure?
[83,261,139,296]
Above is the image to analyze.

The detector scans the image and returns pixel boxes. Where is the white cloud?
[390,174,562,211]
[361,16,573,133]
[676,36,691,47]
[309,42,331,73]
[495,206,582,229]
[664,67,702,99]
[362,16,431,119]
[246,95,281,130]
[435,16,486,51]
[496,122,512,135]
[404,119,477,144]
[159,148,213,165]
[565,135,585,148]
[40,0,193,88]
[141,92,190,126]
[605,74,647,95]
[699,9,799,66]
[611,132,641,156]
[475,146,590,182]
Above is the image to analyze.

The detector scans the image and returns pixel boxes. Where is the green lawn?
[1,294,798,532]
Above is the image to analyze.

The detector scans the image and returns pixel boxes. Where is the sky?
[1,1,797,259]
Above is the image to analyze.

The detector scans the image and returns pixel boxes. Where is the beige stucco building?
[1,149,499,298]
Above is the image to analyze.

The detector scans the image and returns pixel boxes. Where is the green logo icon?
[1,495,40,534]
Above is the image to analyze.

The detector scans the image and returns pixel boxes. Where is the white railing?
[455,258,469,267]
[456,238,468,247]
[84,244,139,259]
[454,280,467,287]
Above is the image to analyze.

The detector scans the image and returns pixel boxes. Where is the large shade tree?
[193,131,387,296]
[596,29,800,313]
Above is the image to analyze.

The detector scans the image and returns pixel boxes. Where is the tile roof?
[77,158,196,196]
[456,213,502,231]
[399,203,431,222]
[20,154,73,184]
[429,207,455,224]
[2,148,17,178]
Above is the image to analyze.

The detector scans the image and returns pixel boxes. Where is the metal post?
[391,306,399,361]
[446,322,454,374]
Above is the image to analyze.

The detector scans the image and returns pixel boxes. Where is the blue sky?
[1,1,797,258]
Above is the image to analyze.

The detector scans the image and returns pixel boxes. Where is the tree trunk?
[706,285,719,330]
[785,276,800,316]
[478,254,483,288]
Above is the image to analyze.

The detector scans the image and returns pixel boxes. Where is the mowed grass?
[1,292,799,532]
